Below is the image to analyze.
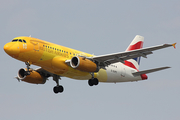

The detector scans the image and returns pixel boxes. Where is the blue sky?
[0,0,180,120]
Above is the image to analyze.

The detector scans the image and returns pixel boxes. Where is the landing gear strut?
[88,73,99,86]
[53,75,64,94]
[25,61,31,75]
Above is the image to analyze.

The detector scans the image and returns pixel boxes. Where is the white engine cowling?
[17,68,46,84]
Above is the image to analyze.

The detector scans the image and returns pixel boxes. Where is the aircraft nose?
[4,42,20,56]
[4,43,11,54]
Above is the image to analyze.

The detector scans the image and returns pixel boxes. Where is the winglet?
[172,43,177,49]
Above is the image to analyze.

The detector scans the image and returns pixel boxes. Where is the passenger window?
[19,39,22,42]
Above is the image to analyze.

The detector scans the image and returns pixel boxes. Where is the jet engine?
[70,56,99,72]
[17,68,46,84]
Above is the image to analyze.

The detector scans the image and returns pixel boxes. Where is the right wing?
[88,43,176,67]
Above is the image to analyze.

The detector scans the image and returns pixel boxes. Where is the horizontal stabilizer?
[132,67,171,77]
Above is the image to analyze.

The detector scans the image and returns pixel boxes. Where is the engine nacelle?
[70,56,99,72]
[17,68,46,84]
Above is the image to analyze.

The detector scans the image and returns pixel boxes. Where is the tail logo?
[125,35,144,70]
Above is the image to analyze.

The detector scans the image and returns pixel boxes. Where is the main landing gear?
[88,73,99,86]
[53,75,64,94]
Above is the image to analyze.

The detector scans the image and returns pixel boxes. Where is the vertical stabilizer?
[125,35,144,70]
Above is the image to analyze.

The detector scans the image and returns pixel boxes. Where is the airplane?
[3,35,176,94]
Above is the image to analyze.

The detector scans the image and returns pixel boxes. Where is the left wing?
[89,43,176,67]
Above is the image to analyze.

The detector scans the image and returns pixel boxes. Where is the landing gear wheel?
[58,85,64,93]
[53,86,59,94]
[93,78,99,85]
[88,78,99,86]
[88,79,94,86]
[53,85,64,94]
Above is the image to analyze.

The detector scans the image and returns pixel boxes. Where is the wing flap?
[132,67,171,77]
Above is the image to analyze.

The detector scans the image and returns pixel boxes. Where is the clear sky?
[0,0,180,120]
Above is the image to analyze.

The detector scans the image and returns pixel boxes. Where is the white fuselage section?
[96,62,142,83]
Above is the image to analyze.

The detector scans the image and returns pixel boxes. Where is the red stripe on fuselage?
[124,60,138,70]
[124,61,148,80]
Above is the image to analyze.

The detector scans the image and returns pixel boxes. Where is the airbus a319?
[3,35,176,94]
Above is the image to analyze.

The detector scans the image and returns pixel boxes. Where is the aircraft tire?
[53,86,59,94]
[88,78,99,86]
[58,85,64,93]
[93,78,99,85]
[88,79,94,86]
[53,85,64,93]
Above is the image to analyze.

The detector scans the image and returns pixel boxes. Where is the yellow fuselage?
[4,36,108,82]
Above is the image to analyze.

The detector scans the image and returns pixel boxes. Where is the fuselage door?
[30,40,39,51]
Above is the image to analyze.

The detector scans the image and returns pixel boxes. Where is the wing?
[35,67,53,77]
[89,43,176,67]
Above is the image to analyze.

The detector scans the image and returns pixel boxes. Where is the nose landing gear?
[24,61,64,94]
[25,61,32,75]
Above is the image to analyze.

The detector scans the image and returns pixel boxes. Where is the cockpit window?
[12,39,27,43]
[12,39,18,42]
[23,40,26,43]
